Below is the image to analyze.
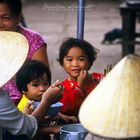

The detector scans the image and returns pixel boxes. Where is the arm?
[32,44,50,70]
[23,100,34,114]
[57,112,78,123]
[77,71,102,94]
[77,70,93,93]
[0,80,63,137]
[38,126,61,134]
[77,70,90,88]
[31,80,63,122]
[0,89,38,137]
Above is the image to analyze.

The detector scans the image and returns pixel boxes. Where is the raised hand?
[32,80,63,122]
[58,112,78,123]
[23,100,34,114]
[103,64,113,76]
[42,80,63,105]
[77,70,91,89]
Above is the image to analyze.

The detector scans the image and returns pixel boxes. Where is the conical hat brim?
[0,31,28,87]
[79,55,140,138]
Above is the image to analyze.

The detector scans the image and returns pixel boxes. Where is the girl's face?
[25,74,50,101]
[0,3,20,31]
[63,46,90,80]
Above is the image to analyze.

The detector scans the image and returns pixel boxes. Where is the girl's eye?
[79,58,85,61]
[32,83,38,87]
[2,15,12,21]
[44,81,49,86]
[79,57,86,61]
[66,58,72,61]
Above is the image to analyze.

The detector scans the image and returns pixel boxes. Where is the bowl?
[32,101,63,117]
[60,123,88,140]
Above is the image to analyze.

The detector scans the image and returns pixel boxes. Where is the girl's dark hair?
[16,60,51,93]
[58,37,98,68]
[0,0,22,16]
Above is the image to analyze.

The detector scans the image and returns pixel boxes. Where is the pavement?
[23,0,140,81]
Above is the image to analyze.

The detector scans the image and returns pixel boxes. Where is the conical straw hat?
[79,55,140,139]
[0,31,28,87]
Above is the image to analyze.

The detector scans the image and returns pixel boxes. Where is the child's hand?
[32,80,63,122]
[39,126,61,134]
[40,115,53,123]
[103,64,113,76]
[77,70,92,89]
[23,100,34,114]
[58,113,78,123]
[42,80,63,105]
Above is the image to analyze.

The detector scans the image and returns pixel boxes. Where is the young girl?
[16,60,77,140]
[58,37,103,117]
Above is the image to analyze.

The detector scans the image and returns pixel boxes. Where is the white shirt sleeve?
[0,90,38,138]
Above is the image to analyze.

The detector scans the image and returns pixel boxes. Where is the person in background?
[57,37,103,119]
[0,31,63,140]
[0,0,50,105]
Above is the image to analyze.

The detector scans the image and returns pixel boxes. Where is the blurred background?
[22,0,140,82]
